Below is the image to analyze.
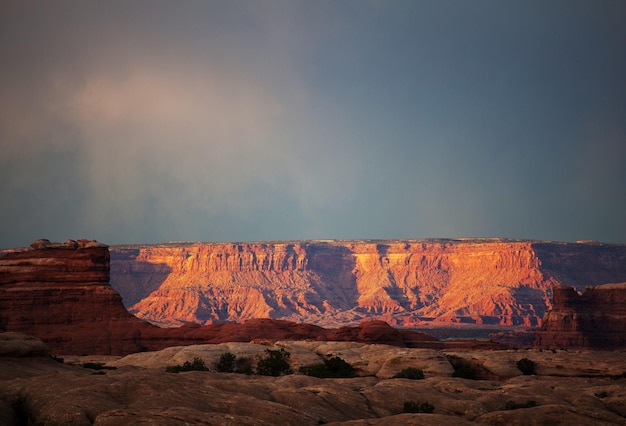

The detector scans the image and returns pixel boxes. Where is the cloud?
[2,1,625,246]
[62,65,288,236]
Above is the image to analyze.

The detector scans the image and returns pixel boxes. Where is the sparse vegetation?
[516,357,536,375]
[392,367,425,380]
[165,357,209,373]
[214,352,237,373]
[402,401,435,413]
[256,348,292,376]
[214,352,253,374]
[299,356,357,378]
[82,362,116,371]
[505,400,537,410]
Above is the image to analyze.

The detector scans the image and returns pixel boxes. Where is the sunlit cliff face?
[109,240,626,328]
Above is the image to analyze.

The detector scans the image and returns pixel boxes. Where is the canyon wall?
[0,240,441,355]
[0,240,152,354]
[534,283,626,349]
[109,239,626,328]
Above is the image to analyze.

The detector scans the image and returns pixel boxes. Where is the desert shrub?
[165,357,209,373]
[299,356,357,378]
[214,352,253,374]
[392,367,425,380]
[83,362,116,370]
[256,348,292,376]
[214,352,237,373]
[402,401,435,413]
[505,400,537,410]
[516,358,536,375]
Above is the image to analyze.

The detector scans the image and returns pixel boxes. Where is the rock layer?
[534,283,626,349]
[109,239,626,327]
[0,241,443,355]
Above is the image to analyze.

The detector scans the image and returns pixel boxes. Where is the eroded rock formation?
[109,239,626,327]
[2,333,626,425]
[0,241,441,355]
[534,283,626,349]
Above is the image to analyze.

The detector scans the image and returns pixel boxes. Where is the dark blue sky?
[1,0,625,247]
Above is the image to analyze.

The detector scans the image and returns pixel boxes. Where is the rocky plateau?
[109,239,626,328]
[1,333,626,425]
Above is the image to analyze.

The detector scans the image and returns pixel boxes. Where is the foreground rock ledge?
[1,334,625,426]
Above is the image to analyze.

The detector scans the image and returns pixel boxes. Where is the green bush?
[516,358,536,375]
[392,367,425,380]
[214,352,253,374]
[165,357,210,373]
[256,349,292,376]
[504,400,537,410]
[402,401,434,413]
[299,356,357,378]
[214,352,237,373]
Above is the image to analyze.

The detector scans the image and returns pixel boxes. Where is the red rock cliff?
[0,240,152,354]
[0,240,441,355]
[534,283,626,349]
[110,239,626,328]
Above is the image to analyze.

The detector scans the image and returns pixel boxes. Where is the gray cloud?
[1,1,625,247]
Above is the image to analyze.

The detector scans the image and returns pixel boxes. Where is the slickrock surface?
[534,283,626,349]
[109,239,626,327]
[1,334,625,425]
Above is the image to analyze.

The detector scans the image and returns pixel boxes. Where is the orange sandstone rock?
[0,241,439,355]
[110,240,626,328]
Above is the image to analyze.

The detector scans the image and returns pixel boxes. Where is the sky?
[1,0,625,248]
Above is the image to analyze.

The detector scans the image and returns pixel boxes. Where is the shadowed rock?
[534,283,626,349]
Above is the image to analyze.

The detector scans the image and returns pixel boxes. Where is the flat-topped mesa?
[534,283,626,349]
[110,239,626,328]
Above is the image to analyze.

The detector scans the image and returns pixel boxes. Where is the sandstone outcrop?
[0,332,48,357]
[534,283,626,349]
[1,334,625,425]
[0,241,443,355]
[109,239,626,328]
